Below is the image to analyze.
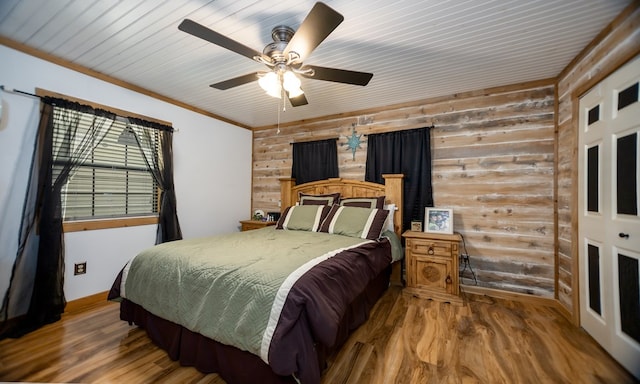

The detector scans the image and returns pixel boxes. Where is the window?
[52,109,159,223]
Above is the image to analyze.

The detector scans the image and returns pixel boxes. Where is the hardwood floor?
[0,286,634,383]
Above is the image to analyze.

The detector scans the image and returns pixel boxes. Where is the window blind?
[53,111,159,221]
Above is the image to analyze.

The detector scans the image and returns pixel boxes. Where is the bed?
[108,174,404,384]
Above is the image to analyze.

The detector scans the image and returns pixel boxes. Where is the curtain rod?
[288,125,436,145]
[290,137,339,145]
[0,85,40,98]
[1,85,177,133]
[359,125,435,136]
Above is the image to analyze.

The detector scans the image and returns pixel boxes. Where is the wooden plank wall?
[555,4,640,318]
[253,80,556,297]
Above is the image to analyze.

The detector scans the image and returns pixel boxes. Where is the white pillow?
[383,204,396,233]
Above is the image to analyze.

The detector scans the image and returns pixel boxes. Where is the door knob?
[619,232,630,239]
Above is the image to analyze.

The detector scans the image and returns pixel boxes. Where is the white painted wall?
[0,45,252,307]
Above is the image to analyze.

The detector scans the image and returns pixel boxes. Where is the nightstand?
[402,230,463,305]
[240,220,276,231]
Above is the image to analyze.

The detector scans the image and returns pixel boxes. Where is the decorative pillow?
[319,205,390,240]
[276,205,331,232]
[340,196,385,209]
[299,192,341,206]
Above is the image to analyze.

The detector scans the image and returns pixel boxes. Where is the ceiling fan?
[178,2,373,107]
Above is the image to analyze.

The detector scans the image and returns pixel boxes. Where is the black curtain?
[291,138,339,184]
[365,127,434,232]
[1,98,116,339]
[128,117,182,243]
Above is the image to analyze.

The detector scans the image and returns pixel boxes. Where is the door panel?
[617,251,639,344]
[587,242,602,316]
[616,132,637,215]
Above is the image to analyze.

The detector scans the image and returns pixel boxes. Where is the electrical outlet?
[74,262,86,275]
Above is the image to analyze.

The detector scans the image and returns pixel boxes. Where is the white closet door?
[578,56,640,379]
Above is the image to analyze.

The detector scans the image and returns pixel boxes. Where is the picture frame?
[424,208,453,234]
[410,220,423,232]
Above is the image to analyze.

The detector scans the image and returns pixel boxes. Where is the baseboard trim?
[65,291,110,314]
[460,284,576,323]
[1,291,110,335]
[461,284,557,307]
[551,299,575,324]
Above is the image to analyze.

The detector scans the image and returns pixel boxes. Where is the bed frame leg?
[390,261,404,286]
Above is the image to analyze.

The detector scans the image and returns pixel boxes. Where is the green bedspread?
[121,227,371,359]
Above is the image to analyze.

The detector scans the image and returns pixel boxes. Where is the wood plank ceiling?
[0,0,631,128]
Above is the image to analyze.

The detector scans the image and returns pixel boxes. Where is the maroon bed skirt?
[117,265,392,384]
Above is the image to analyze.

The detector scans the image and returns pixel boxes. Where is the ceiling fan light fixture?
[282,70,304,97]
[266,86,282,99]
[259,71,281,98]
[282,70,300,90]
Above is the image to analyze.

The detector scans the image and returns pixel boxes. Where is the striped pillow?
[339,196,385,209]
[299,192,341,206]
[276,205,331,232]
[319,205,389,240]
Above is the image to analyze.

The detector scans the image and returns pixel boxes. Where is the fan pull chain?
[277,90,282,134]
[281,86,286,112]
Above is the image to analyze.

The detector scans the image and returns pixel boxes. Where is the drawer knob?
[427,246,434,255]
[446,275,452,284]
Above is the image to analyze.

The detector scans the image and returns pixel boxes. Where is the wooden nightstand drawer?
[408,239,453,257]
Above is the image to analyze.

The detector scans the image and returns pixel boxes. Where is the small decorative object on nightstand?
[239,220,276,231]
[402,230,463,305]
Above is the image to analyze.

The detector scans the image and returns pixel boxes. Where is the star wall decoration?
[342,124,366,160]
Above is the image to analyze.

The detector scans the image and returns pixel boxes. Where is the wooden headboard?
[279,174,404,238]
